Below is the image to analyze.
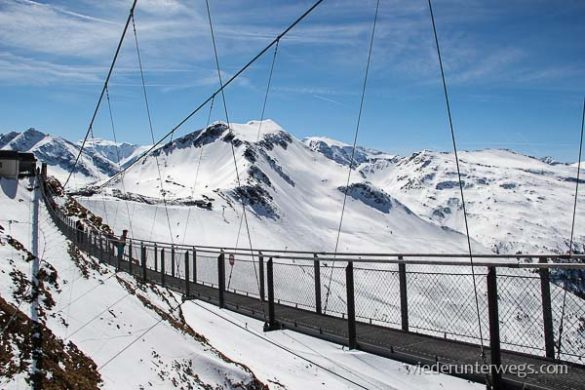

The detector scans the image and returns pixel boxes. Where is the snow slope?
[361,148,585,254]
[0,177,482,389]
[0,177,263,388]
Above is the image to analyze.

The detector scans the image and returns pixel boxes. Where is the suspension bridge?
[44,0,585,389]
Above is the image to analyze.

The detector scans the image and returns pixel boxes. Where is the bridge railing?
[39,175,585,367]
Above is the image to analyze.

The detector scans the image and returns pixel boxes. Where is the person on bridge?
[115,229,128,259]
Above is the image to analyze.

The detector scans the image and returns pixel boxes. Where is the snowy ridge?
[0,128,118,185]
[82,137,151,168]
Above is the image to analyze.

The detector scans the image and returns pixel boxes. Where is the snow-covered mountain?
[303,136,399,167]
[82,137,150,168]
[70,119,583,257]
[6,121,584,255]
[0,128,118,185]
[90,120,483,254]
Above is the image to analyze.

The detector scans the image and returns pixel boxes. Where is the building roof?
[0,150,36,161]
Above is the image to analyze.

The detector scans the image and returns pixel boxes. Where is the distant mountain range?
[2,122,584,256]
[0,128,148,184]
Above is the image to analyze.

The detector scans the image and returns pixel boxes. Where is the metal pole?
[185,251,190,298]
[161,248,166,287]
[171,245,175,278]
[314,254,322,314]
[259,252,265,302]
[192,247,197,284]
[539,257,555,359]
[346,261,357,349]
[264,257,277,331]
[128,241,133,275]
[398,258,409,332]
[218,251,225,308]
[487,266,502,389]
[142,243,147,282]
[154,243,158,272]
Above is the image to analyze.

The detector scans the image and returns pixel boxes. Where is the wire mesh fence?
[225,255,262,298]
[354,264,401,328]
[497,268,546,356]
[196,252,219,287]
[550,280,585,363]
[321,263,348,318]
[406,264,490,345]
[272,259,316,311]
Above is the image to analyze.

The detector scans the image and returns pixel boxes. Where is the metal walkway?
[112,255,584,390]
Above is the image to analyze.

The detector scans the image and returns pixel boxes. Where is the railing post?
[192,247,197,284]
[99,237,103,261]
[264,257,277,331]
[128,241,133,275]
[184,251,190,298]
[160,248,166,287]
[539,257,555,359]
[259,252,265,302]
[314,254,322,314]
[171,245,175,278]
[218,251,225,308]
[398,257,409,332]
[141,243,147,282]
[116,239,121,272]
[346,261,357,349]
[487,266,502,389]
[154,243,158,272]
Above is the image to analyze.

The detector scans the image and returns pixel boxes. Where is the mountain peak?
[303,136,397,167]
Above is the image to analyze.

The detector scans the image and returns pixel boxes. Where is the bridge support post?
[539,257,555,359]
[218,251,225,308]
[264,257,278,331]
[128,241,133,275]
[141,243,147,282]
[171,245,175,278]
[154,243,158,272]
[259,252,265,302]
[398,257,409,332]
[161,248,166,287]
[487,266,502,390]
[314,254,322,314]
[192,247,197,284]
[185,251,190,298]
[116,240,121,272]
[346,261,357,349]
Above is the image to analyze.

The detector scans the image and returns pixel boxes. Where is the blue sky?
[0,0,584,161]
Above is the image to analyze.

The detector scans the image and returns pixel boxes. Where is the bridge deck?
[116,262,585,390]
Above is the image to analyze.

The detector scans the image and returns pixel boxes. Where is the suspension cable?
[130,13,175,244]
[427,0,487,365]
[205,0,264,314]
[229,41,280,289]
[557,96,585,359]
[323,0,380,312]
[569,97,585,254]
[105,86,135,238]
[97,0,326,191]
[180,97,216,245]
[64,0,139,189]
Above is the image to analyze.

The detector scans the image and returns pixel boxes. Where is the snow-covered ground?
[0,176,481,389]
